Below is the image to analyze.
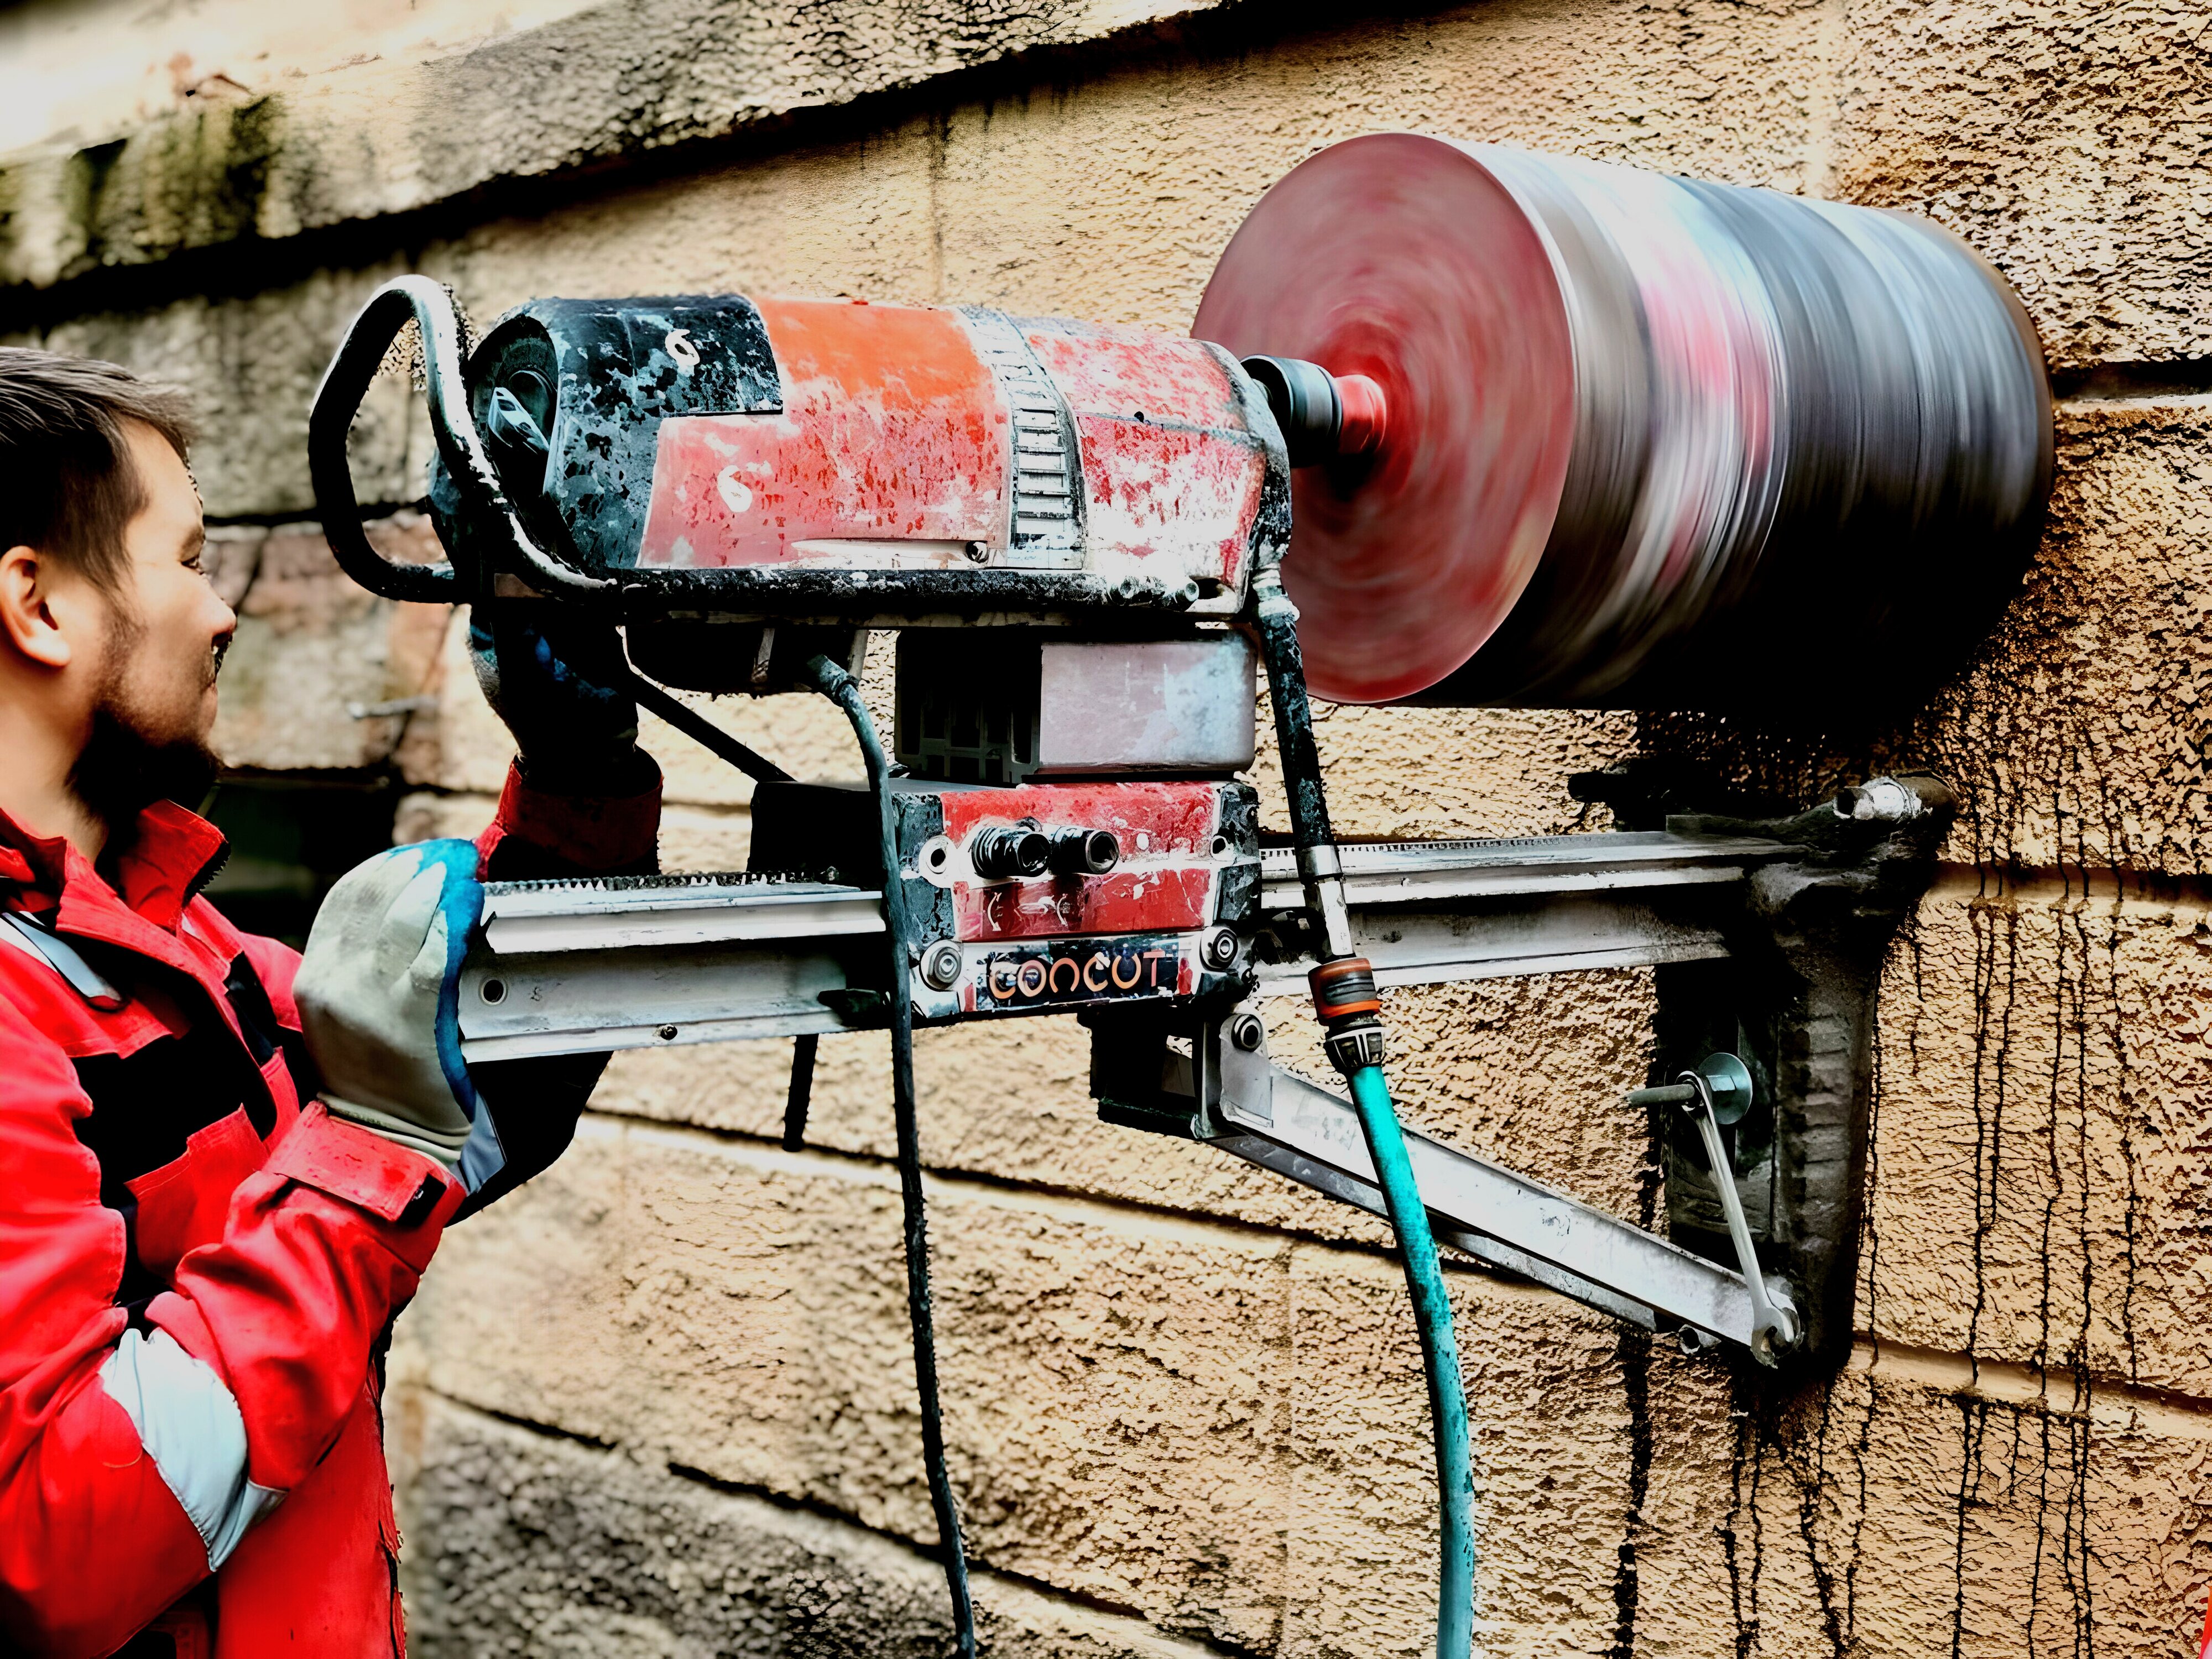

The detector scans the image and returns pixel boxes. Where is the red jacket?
[0,762,658,1659]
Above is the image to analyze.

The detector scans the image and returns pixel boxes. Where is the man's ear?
[0,545,76,670]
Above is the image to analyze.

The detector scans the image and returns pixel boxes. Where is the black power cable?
[616,658,792,784]
[804,653,978,1657]
[782,1033,820,1152]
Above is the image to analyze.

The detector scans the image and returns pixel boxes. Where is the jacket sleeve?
[0,993,462,1659]
[476,753,662,882]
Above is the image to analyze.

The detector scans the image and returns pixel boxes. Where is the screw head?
[1229,1011,1265,1052]
[1202,927,1241,970]
[919,939,964,991]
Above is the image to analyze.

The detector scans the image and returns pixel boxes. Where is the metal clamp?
[1628,1054,1799,1363]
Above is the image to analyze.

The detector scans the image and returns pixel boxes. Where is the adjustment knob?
[1049,827,1120,875]
[968,824,1051,880]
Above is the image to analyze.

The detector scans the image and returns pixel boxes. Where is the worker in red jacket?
[0,347,661,1657]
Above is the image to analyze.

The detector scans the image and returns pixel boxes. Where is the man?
[0,348,660,1656]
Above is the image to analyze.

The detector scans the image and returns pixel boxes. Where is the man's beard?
[67,612,223,831]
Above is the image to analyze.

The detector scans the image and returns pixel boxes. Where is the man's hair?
[0,347,197,593]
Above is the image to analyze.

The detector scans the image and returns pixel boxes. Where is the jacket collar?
[0,799,229,945]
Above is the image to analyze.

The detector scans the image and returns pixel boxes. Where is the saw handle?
[309,275,608,603]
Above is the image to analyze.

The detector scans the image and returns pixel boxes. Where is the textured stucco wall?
[9,1,2212,1653]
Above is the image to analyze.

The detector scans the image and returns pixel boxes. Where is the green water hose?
[1348,1062,1477,1659]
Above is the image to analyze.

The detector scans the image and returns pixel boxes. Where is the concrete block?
[405,1116,1680,1651]
[1689,1343,2212,1659]
[1834,0,2212,369]
[656,805,752,872]
[1253,700,1637,843]
[0,0,1236,292]
[1856,874,2212,1399]
[38,264,420,519]
[424,117,943,333]
[405,1119,1298,1648]
[930,0,1834,333]
[390,1390,1261,1659]
[1932,401,2212,878]
[395,1114,2212,1656]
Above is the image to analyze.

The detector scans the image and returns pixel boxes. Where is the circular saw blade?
[1193,133,1576,706]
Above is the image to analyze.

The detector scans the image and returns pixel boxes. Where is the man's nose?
[208,593,237,664]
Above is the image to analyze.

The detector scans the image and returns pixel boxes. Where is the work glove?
[468,606,651,797]
[294,840,504,1191]
[296,838,607,1215]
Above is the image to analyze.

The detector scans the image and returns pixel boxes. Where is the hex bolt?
[1203,927,1241,970]
[1229,1011,1265,1051]
[919,939,964,992]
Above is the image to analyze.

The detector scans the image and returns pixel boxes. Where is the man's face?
[69,422,236,821]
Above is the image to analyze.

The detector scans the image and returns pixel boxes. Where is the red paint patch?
[638,299,1007,567]
[1026,320,1245,427]
[1073,419,1263,586]
[936,782,1225,944]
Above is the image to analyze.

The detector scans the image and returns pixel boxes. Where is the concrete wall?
[9,1,2212,1652]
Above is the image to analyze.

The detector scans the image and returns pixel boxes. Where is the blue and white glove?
[293,840,504,1192]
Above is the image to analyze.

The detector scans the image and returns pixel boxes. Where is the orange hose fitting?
[1310,956,1382,1021]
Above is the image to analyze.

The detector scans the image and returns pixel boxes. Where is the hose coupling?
[1250,566,1300,624]
[1310,957,1385,1075]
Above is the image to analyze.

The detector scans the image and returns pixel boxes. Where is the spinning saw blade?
[1195,133,2054,713]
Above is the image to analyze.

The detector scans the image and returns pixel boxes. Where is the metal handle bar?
[307,275,610,603]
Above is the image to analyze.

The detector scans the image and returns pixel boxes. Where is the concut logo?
[983,941,1180,1003]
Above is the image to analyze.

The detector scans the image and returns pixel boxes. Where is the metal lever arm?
[1628,1056,1799,1363]
[1683,1076,1798,1363]
[1207,1062,1788,1358]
